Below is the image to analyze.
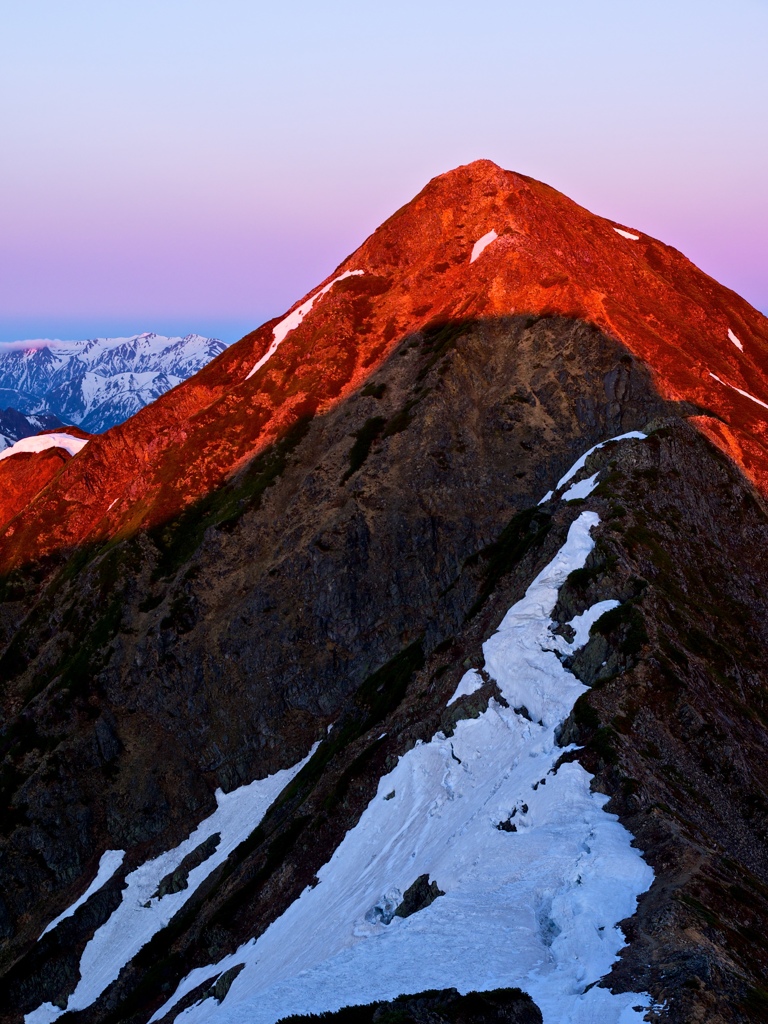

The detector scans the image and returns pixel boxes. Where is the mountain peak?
[1,163,767,565]
[3,163,768,1024]
[332,160,767,489]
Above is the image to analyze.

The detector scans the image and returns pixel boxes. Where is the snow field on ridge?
[245,271,364,380]
[538,431,646,507]
[561,472,600,502]
[447,669,484,706]
[0,433,89,461]
[470,230,498,263]
[26,746,319,1024]
[555,432,646,492]
[151,510,654,1024]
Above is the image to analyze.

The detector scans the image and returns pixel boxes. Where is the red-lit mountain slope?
[0,427,90,536]
[0,450,70,534]
[1,159,766,574]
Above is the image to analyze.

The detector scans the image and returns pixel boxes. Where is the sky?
[0,0,766,344]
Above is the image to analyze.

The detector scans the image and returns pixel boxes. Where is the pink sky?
[0,1,765,343]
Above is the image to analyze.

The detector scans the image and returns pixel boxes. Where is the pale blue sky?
[1,0,766,341]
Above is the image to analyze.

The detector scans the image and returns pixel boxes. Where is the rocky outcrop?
[393,875,445,920]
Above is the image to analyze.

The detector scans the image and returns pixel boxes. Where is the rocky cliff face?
[1,162,768,1024]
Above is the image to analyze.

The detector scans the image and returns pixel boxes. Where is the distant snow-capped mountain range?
[0,332,228,446]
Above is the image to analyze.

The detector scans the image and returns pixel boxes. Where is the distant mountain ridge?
[0,407,64,451]
[0,332,228,439]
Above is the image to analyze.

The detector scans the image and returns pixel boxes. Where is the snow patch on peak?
[613,227,640,241]
[0,432,88,462]
[710,372,768,411]
[470,229,498,263]
[728,328,743,352]
[246,270,365,381]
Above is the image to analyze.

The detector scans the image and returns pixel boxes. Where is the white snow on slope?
[710,372,768,411]
[446,669,483,706]
[470,230,498,263]
[41,851,125,938]
[561,472,600,502]
[564,600,620,650]
[245,271,365,380]
[26,745,319,1024]
[556,431,646,492]
[728,329,744,352]
[150,512,653,1024]
[0,432,88,462]
[613,228,639,241]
